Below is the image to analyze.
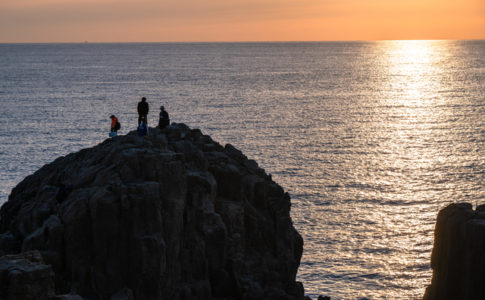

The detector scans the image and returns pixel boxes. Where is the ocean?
[0,41,484,299]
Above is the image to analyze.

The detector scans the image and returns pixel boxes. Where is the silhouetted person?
[137,97,149,125]
[158,106,170,129]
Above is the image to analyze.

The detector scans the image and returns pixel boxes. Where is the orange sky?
[0,0,483,42]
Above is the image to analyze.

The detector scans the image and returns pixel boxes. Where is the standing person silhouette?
[158,106,170,129]
[137,97,149,125]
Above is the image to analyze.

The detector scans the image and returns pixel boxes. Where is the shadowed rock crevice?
[0,123,304,300]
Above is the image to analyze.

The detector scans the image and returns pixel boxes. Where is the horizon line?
[1,38,484,45]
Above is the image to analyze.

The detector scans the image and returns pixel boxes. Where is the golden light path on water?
[291,40,484,299]
[373,40,447,296]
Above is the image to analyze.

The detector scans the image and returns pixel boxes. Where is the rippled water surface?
[0,41,484,299]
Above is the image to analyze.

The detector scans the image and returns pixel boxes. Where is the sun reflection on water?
[372,41,454,296]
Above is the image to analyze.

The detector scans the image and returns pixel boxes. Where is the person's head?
[141,97,146,102]
[110,115,115,119]
[160,106,164,111]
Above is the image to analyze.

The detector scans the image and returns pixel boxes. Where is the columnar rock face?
[0,124,304,300]
[424,203,485,300]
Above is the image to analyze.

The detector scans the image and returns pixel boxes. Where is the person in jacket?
[110,115,119,132]
[109,115,120,137]
[158,106,170,129]
[137,97,149,125]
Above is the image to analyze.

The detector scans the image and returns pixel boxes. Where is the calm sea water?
[0,41,484,299]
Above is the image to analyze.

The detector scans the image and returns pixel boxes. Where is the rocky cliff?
[424,203,485,300]
[0,123,304,300]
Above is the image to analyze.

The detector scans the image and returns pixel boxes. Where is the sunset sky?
[0,0,484,42]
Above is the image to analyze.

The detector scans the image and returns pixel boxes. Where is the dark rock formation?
[424,203,485,300]
[0,123,304,300]
[0,250,55,299]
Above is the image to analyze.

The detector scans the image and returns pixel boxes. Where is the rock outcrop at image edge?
[424,202,485,300]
